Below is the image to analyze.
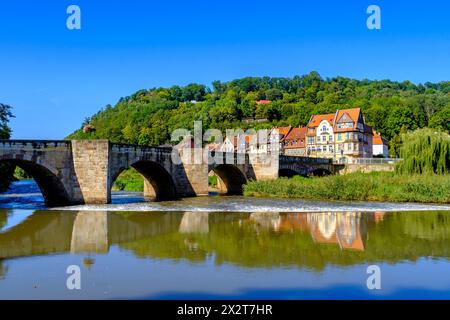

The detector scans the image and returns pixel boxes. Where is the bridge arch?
[111,160,177,201]
[310,168,332,177]
[0,159,71,206]
[279,168,305,178]
[209,164,247,195]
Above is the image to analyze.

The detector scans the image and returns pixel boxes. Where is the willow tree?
[396,128,450,174]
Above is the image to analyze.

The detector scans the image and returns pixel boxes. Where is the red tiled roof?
[373,132,387,145]
[307,114,334,136]
[308,113,335,128]
[284,127,307,148]
[334,108,362,132]
[271,126,292,142]
[256,100,271,105]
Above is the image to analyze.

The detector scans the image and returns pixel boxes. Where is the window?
[348,143,352,150]
[329,145,333,152]
[322,136,326,142]
[329,135,333,141]
[338,133,342,141]
[322,125,327,132]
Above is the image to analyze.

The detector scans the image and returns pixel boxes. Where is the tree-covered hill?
[66,72,450,156]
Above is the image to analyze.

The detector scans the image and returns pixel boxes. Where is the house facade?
[306,114,336,159]
[306,108,373,163]
[269,126,292,154]
[283,127,307,156]
[372,131,389,157]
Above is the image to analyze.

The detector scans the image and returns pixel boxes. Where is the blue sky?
[0,0,449,139]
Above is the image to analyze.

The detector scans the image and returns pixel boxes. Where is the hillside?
[66,72,450,156]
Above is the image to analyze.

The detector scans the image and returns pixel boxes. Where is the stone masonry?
[0,139,345,205]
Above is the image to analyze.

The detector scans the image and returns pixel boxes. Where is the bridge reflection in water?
[1,210,450,271]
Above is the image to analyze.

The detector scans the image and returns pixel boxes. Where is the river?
[1,180,450,299]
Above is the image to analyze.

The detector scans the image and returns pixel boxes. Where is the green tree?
[396,128,450,174]
[0,103,13,139]
[0,103,14,192]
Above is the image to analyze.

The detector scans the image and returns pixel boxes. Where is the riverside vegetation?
[244,129,450,203]
[243,172,450,204]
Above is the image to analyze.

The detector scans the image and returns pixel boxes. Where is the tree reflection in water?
[1,210,450,272]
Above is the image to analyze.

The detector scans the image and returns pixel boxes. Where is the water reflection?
[1,210,450,271]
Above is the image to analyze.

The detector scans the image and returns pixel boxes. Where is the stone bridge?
[0,139,334,206]
[279,155,335,177]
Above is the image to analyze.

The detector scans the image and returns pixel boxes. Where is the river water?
[1,180,450,299]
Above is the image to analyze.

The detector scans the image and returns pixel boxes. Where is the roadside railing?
[334,158,403,165]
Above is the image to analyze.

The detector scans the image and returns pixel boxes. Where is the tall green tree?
[0,103,14,192]
[0,103,13,139]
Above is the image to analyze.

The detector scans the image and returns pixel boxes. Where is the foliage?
[0,103,13,139]
[13,167,31,180]
[0,103,14,192]
[208,175,218,187]
[112,167,144,191]
[396,128,450,174]
[244,172,450,204]
[66,73,450,157]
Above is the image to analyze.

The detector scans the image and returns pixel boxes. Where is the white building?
[372,132,389,157]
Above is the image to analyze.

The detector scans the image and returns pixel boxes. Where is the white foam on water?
[51,196,450,213]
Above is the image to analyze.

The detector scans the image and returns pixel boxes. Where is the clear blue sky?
[0,0,449,139]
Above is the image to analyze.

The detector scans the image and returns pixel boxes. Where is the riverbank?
[113,168,143,191]
[244,172,450,204]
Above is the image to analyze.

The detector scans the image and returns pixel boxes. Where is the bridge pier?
[70,211,109,253]
[71,140,111,204]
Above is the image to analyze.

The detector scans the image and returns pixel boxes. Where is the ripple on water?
[51,195,450,213]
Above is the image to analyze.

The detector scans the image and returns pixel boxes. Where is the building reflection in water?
[250,211,386,251]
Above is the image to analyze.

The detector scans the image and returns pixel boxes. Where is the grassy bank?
[243,172,450,204]
[113,168,144,191]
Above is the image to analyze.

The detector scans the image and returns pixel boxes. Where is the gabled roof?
[306,113,335,136]
[308,114,335,128]
[270,126,292,142]
[284,127,307,148]
[334,108,363,132]
[336,108,361,123]
[373,132,388,145]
